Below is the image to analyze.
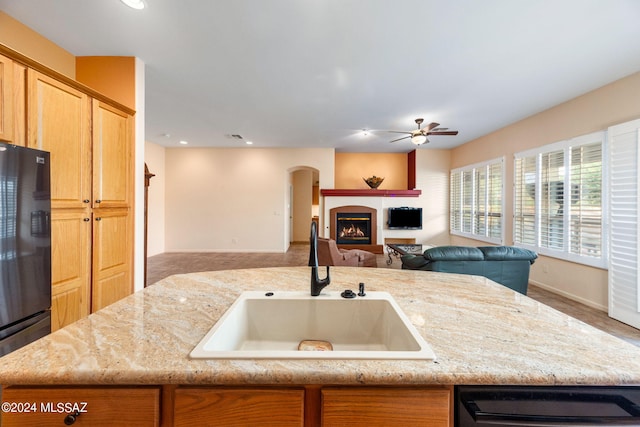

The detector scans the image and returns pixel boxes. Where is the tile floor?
[147,243,640,347]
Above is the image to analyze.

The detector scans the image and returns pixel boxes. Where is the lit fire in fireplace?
[340,224,366,238]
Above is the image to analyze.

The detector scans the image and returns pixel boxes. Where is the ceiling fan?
[388,118,458,145]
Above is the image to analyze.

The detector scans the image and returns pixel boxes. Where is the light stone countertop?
[2,266,640,386]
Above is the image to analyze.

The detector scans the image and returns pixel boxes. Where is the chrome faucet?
[309,221,330,296]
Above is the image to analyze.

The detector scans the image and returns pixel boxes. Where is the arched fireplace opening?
[329,205,383,253]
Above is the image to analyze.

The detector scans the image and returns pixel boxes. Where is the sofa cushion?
[423,246,484,261]
[478,246,538,263]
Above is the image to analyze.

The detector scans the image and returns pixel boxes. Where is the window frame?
[450,157,505,244]
[513,131,607,268]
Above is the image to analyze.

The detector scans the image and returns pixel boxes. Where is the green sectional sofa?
[401,246,538,295]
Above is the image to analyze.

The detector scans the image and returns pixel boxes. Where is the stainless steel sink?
[190,291,436,360]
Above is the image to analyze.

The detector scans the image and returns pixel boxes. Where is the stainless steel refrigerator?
[0,143,51,357]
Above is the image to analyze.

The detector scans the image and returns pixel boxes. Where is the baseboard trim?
[529,279,608,312]
[163,249,286,254]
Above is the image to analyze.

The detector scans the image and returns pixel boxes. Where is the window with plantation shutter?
[450,158,504,244]
[513,131,605,267]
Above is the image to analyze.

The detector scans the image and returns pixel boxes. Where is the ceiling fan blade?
[386,130,412,134]
[389,135,411,143]
[427,131,459,136]
[425,122,440,131]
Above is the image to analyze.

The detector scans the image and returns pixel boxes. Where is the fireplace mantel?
[321,189,421,197]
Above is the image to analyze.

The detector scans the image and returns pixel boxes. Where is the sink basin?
[190,291,436,360]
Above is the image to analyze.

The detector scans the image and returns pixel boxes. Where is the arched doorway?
[288,167,320,244]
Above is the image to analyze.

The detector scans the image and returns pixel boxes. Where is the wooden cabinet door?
[27,70,91,209]
[173,387,305,427]
[0,53,14,142]
[10,62,26,147]
[50,210,91,331]
[92,208,132,312]
[321,387,452,427]
[92,100,132,209]
[1,386,160,427]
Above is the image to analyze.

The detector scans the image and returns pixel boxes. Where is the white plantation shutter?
[474,167,487,236]
[487,162,502,239]
[450,158,504,243]
[540,150,565,251]
[514,156,537,246]
[570,142,602,258]
[608,119,640,329]
[450,171,461,232]
[462,170,473,233]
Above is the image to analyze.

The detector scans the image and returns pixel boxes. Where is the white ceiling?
[2,0,640,152]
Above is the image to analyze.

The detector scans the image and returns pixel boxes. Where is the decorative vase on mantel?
[363,176,384,189]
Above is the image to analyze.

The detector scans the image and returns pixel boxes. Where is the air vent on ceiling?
[225,134,244,140]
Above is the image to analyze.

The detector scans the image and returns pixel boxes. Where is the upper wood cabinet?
[11,62,27,147]
[0,53,14,142]
[27,69,92,209]
[92,101,133,208]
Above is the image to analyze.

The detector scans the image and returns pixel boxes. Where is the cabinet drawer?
[1,386,160,427]
[174,387,305,427]
[322,387,451,427]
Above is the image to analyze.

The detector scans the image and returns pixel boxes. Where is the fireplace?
[336,213,371,245]
[329,205,383,253]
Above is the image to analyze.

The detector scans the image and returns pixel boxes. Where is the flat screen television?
[387,207,422,229]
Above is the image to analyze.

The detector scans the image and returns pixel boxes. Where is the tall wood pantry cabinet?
[0,45,136,332]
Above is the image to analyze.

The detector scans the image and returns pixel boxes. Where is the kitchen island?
[2,267,640,426]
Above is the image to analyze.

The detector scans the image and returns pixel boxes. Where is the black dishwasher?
[456,386,640,426]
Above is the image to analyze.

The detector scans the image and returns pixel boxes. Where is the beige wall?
[450,71,640,310]
[335,152,408,190]
[413,149,452,246]
[145,142,165,257]
[0,12,75,77]
[164,147,334,252]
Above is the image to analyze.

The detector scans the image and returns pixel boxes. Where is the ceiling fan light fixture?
[411,135,427,145]
[120,0,145,10]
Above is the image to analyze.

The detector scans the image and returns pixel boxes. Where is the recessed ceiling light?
[179,140,188,145]
[245,141,253,145]
[120,0,145,10]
